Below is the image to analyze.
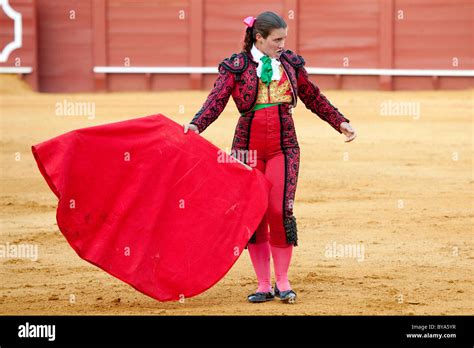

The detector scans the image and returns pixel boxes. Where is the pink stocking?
[271,244,293,291]
[248,241,272,293]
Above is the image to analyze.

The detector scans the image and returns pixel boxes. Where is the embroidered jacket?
[190,50,350,134]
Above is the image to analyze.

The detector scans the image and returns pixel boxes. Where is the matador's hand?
[340,122,357,142]
[183,123,199,134]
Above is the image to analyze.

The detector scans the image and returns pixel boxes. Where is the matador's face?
[255,27,287,59]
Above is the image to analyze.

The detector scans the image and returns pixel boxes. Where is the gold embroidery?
[256,65,293,104]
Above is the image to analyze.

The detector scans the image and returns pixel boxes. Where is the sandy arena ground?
[0,75,472,315]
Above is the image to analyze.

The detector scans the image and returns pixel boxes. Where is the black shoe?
[247,291,275,303]
[274,283,297,304]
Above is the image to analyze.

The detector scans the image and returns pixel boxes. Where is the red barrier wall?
[0,0,38,90]
[1,0,472,92]
[36,0,94,92]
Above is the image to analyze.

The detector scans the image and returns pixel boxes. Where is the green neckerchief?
[260,55,273,86]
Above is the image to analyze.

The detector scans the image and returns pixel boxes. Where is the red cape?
[32,114,270,302]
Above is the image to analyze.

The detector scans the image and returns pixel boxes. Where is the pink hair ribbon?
[243,16,256,28]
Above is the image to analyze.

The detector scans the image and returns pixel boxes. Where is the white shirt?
[251,44,281,81]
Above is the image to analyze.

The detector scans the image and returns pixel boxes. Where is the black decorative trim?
[240,52,259,114]
[220,52,249,74]
[284,216,298,246]
[319,95,350,124]
[245,76,259,114]
[281,50,305,69]
[245,50,259,66]
[278,105,288,222]
[248,232,257,244]
[239,111,258,246]
[278,105,298,246]
[247,109,258,245]
[246,112,254,159]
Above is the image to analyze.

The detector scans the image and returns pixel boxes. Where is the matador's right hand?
[183,123,199,134]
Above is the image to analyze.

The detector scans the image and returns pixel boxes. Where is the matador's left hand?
[340,122,357,142]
